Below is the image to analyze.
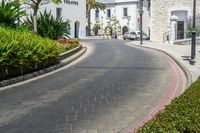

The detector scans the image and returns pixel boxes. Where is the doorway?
[75,21,80,38]
[177,21,184,39]
[122,26,129,35]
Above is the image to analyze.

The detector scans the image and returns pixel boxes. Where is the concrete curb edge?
[59,44,82,60]
[0,44,87,88]
[130,43,192,88]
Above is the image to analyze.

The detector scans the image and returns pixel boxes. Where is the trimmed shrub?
[137,77,200,133]
[0,26,61,80]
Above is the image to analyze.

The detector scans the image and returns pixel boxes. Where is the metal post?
[191,0,196,59]
[101,16,104,36]
[139,0,144,45]
[148,27,150,40]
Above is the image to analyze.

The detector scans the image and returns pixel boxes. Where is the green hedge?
[0,26,61,80]
[137,77,200,133]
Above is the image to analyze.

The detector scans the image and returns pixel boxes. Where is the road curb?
[0,44,87,88]
[130,43,192,88]
[59,44,82,60]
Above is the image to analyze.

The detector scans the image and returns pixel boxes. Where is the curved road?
[0,40,186,133]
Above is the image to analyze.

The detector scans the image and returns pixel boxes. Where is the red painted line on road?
[174,63,186,98]
[141,53,178,122]
[128,51,186,133]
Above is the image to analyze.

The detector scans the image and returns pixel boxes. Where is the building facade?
[25,0,86,38]
[151,0,200,43]
[90,0,150,37]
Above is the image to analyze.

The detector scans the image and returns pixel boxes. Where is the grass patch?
[0,26,62,80]
[137,77,200,132]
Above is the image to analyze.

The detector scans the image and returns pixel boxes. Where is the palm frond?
[0,0,26,27]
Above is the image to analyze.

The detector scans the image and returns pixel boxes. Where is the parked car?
[123,32,137,40]
[136,31,150,40]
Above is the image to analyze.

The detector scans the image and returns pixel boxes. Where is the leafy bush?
[0,26,61,80]
[137,77,200,133]
[186,22,200,38]
[186,24,193,38]
[25,10,70,40]
[0,0,26,27]
[93,21,101,35]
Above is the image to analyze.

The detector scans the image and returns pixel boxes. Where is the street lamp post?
[139,0,144,45]
[191,0,196,60]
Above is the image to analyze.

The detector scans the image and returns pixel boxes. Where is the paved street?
[0,39,186,133]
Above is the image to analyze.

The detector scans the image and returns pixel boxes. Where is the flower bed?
[56,38,80,53]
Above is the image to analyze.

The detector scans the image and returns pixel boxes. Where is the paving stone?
[0,40,181,133]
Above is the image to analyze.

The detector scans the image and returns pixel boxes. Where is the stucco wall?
[91,0,150,34]
[25,0,86,38]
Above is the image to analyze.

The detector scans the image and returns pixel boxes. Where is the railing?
[174,31,200,40]
[174,37,200,45]
[174,30,200,45]
[163,30,200,44]
[163,31,170,43]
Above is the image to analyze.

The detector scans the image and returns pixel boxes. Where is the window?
[95,10,99,19]
[107,9,111,18]
[123,8,128,17]
[56,8,62,19]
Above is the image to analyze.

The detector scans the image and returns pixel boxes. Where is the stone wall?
[151,0,200,42]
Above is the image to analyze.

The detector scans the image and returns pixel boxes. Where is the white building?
[90,0,150,37]
[25,0,86,38]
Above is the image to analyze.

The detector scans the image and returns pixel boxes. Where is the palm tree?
[86,0,105,36]
[24,0,61,33]
[0,0,26,27]
[147,0,151,11]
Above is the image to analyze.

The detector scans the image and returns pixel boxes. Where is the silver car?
[123,32,137,40]
[136,31,150,40]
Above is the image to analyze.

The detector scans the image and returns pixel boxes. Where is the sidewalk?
[130,41,200,83]
[83,36,111,40]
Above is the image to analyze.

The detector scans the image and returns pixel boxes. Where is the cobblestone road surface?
[0,40,181,133]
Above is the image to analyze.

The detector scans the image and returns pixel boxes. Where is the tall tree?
[86,0,105,36]
[24,0,61,33]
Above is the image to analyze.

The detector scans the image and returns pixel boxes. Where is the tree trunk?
[33,10,37,33]
[87,9,91,36]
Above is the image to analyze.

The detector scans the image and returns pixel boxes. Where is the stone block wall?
[151,0,200,42]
